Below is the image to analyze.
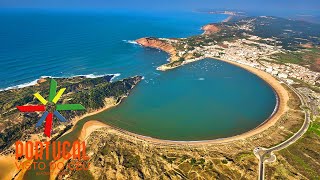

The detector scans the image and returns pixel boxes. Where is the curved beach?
[77,57,289,145]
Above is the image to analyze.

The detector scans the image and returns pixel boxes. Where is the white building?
[266,67,273,73]
[278,73,288,79]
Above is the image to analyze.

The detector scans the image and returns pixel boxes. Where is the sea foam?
[0,73,121,92]
[122,40,139,45]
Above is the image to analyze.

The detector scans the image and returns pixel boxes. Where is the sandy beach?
[78,121,107,142]
[4,62,286,179]
[0,97,123,180]
[4,38,290,180]
[45,52,291,179]
[223,15,233,22]
[0,155,18,180]
[61,97,124,137]
[50,121,107,180]
[75,57,289,146]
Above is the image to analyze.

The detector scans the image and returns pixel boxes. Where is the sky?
[0,0,319,16]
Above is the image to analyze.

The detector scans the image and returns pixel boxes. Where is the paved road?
[254,83,311,180]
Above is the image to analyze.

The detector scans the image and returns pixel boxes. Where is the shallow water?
[0,9,276,140]
[84,59,277,140]
[1,10,277,179]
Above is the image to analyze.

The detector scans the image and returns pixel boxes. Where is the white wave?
[82,73,120,79]
[0,79,39,91]
[0,73,121,92]
[110,73,121,82]
[198,78,205,81]
[122,40,139,45]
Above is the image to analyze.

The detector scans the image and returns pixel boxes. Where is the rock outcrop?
[136,37,179,61]
[201,24,220,34]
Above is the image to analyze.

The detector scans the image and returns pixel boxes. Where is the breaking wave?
[0,73,121,91]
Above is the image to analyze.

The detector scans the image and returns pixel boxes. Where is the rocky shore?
[136,37,180,61]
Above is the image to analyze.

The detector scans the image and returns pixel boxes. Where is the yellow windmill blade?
[52,88,66,104]
[34,92,48,105]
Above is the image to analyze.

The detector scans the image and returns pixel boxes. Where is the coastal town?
[0,13,319,179]
[136,16,320,118]
[190,36,320,86]
[134,16,320,178]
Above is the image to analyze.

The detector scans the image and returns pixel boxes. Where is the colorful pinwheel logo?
[17,79,85,137]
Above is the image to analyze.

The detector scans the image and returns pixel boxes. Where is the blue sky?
[0,0,319,15]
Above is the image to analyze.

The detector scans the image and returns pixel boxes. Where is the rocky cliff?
[136,37,180,61]
[201,24,220,34]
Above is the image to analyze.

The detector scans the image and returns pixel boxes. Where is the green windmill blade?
[49,79,57,102]
[56,104,85,111]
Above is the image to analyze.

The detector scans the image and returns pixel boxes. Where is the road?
[253,82,311,180]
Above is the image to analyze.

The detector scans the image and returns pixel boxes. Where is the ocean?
[0,9,276,140]
[0,9,227,89]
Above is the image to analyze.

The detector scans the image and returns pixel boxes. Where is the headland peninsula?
[57,15,319,179]
[0,14,319,180]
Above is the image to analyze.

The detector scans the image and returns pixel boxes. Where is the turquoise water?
[0,10,276,141]
[85,59,276,140]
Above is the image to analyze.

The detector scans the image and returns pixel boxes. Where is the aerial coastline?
[60,13,319,180]
[53,15,303,146]
[77,57,288,145]
[0,75,143,179]
[67,18,293,145]
[0,10,319,179]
